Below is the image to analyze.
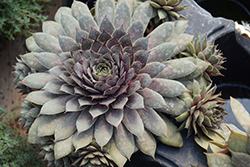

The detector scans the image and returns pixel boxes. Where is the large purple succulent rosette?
[13,0,201,166]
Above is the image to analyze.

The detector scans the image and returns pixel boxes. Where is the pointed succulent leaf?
[26,36,44,52]
[230,97,250,133]
[148,22,174,49]
[28,116,51,144]
[58,35,77,52]
[33,33,62,54]
[105,108,123,127]
[127,20,144,43]
[135,130,156,158]
[133,1,155,32]
[40,95,72,115]
[158,9,167,20]
[94,115,113,147]
[194,134,211,150]
[112,95,128,110]
[95,0,115,26]
[35,52,62,69]
[25,91,57,105]
[133,37,148,53]
[126,92,144,109]
[22,73,56,89]
[99,16,115,35]
[159,97,187,116]
[54,135,74,160]
[157,58,197,79]
[61,14,80,39]
[73,127,93,151]
[76,110,97,134]
[148,78,188,97]
[114,1,131,31]
[20,52,47,71]
[169,34,194,55]
[114,123,135,159]
[207,143,222,153]
[228,131,248,153]
[89,104,109,118]
[37,114,64,137]
[123,107,144,137]
[66,97,82,112]
[206,153,234,167]
[137,108,167,137]
[43,80,65,94]
[71,1,92,19]
[140,62,165,78]
[168,20,189,41]
[79,12,98,32]
[42,21,66,37]
[157,114,183,147]
[138,88,166,108]
[148,42,176,63]
[55,112,80,141]
[231,151,250,167]
[109,139,127,167]
[54,7,71,23]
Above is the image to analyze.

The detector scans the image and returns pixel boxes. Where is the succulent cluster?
[196,97,250,167]
[181,34,226,81]
[176,80,227,137]
[13,0,228,166]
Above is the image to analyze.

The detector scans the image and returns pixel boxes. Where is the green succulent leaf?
[54,135,74,160]
[138,88,166,108]
[230,97,250,134]
[35,52,62,69]
[228,131,248,153]
[22,73,56,89]
[42,21,66,37]
[79,12,98,33]
[55,112,80,141]
[95,0,115,26]
[71,1,92,19]
[76,110,97,134]
[105,108,123,127]
[20,52,47,71]
[231,151,250,167]
[114,1,132,31]
[109,139,127,167]
[206,153,234,167]
[26,36,44,52]
[54,7,71,23]
[114,123,135,159]
[135,130,156,158]
[25,91,57,105]
[73,127,94,151]
[61,13,80,39]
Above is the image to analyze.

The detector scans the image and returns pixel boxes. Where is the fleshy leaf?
[228,131,248,153]
[135,130,156,158]
[148,42,176,63]
[42,21,66,37]
[20,52,47,71]
[61,14,80,39]
[148,78,188,97]
[137,108,167,137]
[157,58,197,79]
[33,33,62,54]
[54,135,74,160]
[78,12,98,32]
[35,52,62,69]
[105,108,123,127]
[114,123,135,159]
[55,112,80,141]
[109,139,127,167]
[140,62,166,78]
[71,1,92,19]
[54,7,71,23]
[89,104,109,118]
[126,92,144,109]
[25,91,57,105]
[157,114,183,147]
[95,0,115,26]
[138,88,166,109]
[206,153,234,167]
[231,151,250,167]
[147,22,174,49]
[132,1,155,32]
[26,36,44,52]
[127,20,144,43]
[73,127,94,151]
[40,95,72,115]
[37,114,64,137]
[76,110,97,134]
[58,35,77,52]
[230,97,250,133]
[22,73,56,89]
[122,107,144,137]
[114,1,132,31]
[94,115,113,147]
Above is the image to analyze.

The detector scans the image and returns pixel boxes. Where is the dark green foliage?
[0,108,44,167]
[0,0,52,40]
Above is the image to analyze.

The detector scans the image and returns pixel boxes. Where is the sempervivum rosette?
[14,0,197,166]
[176,80,227,137]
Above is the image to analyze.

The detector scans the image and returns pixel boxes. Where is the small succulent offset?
[198,97,250,167]
[176,80,227,137]
[181,34,226,81]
